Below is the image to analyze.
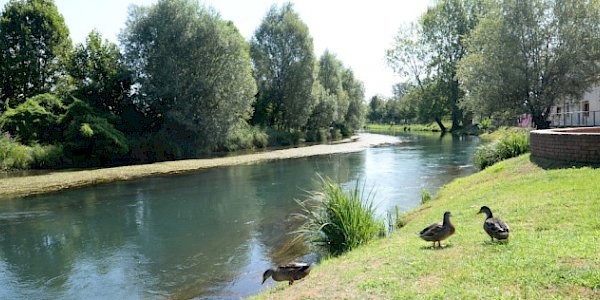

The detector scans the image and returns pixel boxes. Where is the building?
[548,86,600,127]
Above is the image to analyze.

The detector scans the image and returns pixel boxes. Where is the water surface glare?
[0,133,479,299]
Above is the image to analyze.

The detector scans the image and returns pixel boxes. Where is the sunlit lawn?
[254,154,600,299]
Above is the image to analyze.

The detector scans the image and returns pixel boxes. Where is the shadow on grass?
[529,155,600,170]
[419,244,454,251]
[481,240,510,246]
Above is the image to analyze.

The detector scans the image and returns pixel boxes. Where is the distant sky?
[0,0,432,98]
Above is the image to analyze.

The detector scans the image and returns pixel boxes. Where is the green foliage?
[122,0,257,150]
[296,177,385,256]
[223,123,268,151]
[473,130,529,169]
[0,0,72,108]
[61,100,129,166]
[265,128,303,147]
[69,30,132,116]
[0,132,33,170]
[459,0,600,129]
[386,0,484,131]
[0,132,63,170]
[0,94,65,144]
[341,69,366,132]
[250,3,316,130]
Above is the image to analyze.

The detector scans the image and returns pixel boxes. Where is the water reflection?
[0,133,479,299]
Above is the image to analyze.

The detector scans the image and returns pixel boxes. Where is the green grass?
[295,178,386,256]
[254,154,600,299]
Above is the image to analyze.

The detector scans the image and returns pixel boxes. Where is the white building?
[548,86,600,127]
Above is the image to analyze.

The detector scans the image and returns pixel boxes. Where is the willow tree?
[0,0,71,109]
[387,0,485,132]
[250,3,316,130]
[121,0,256,151]
[458,0,600,129]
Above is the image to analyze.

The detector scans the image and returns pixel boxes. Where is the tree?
[69,30,132,117]
[458,0,600,129]
[250,3,316,130]
[121,0,257,151]
[341,68,366,132]
[387,0,485,132]
[318,50,349,124]
[367,95,386,124]
[0,0,71,109]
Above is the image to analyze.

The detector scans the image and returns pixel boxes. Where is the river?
[0,133,479,299]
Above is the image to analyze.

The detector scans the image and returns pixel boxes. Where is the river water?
[0,133,479,299]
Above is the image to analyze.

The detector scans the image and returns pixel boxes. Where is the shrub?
[266,128,303,146]
[0,94,65,145]
[223,123,268,151]
[473,130,530,169]
[296,177,385,256]
[305,128,330,143]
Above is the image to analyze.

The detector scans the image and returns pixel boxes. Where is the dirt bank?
[0,133,400,199]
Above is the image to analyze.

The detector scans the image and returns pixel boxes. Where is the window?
[556,106,561,114]
[583,101,590,117]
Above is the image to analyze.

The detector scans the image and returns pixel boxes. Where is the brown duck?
[262,262,312,285]
[478,206,510,241]
[419,211,455,247]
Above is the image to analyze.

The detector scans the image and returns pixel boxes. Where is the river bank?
[253,154,600,299]
[0,133,401,199]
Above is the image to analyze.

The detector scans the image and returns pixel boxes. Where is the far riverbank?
[0,133,401,199]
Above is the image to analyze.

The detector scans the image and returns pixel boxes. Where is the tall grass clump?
[420,188,432,204]
[0,133,34,170]
[473,130,530,169]
[296,177,385,256]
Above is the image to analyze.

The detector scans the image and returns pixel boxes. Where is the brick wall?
[530,128,600,163]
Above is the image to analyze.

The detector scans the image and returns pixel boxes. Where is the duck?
[262,262,312,286]
[478,206,510,241]
[419,211,455,247]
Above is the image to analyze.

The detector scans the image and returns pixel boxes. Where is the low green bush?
[473,130,530,169]
[296,177,385,256]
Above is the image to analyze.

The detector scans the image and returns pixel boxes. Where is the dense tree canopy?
[121,0,257,151]
[250,3,316,130]
[458,0,600,129]
[69,30,132,117]
[0,0,71,109]
[387,0,484,131]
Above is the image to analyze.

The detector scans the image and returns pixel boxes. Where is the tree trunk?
[434,116,447,133]
[532,113,550,129]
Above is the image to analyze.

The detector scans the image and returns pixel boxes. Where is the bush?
[0,133,65,170]
[296,177,385,256]
[0,94,65,145]
[473,130,530,169]
[223,123,268,151]
[266,128,303,146]
[305,128,330,143]
[30,144,64,168]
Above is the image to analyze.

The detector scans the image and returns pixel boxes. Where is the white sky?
[0,0,432,98]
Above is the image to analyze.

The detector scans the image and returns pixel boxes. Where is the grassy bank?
[254,154,600,299]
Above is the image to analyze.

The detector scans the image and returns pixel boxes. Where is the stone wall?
[530,128,600,163]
